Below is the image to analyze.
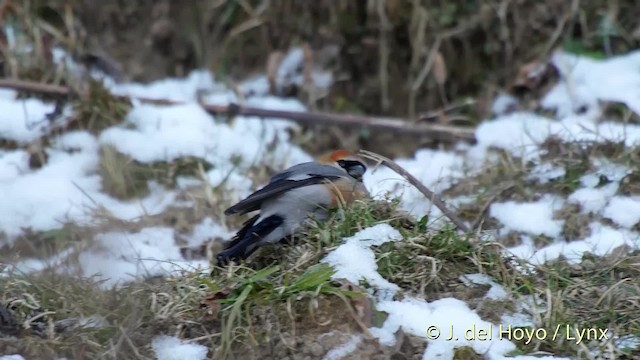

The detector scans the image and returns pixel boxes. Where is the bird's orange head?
[319,149,368,180]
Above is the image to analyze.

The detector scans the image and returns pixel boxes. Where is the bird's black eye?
[337,160,366,179]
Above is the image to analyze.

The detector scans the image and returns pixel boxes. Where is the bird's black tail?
[216,214,284,266]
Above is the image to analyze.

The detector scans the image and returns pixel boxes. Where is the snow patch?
[152,335,208,360]
[322,224,402,301]
[490,195,564,238]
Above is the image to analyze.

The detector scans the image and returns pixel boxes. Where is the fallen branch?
[359,149,470,232]
[0,78,476,142]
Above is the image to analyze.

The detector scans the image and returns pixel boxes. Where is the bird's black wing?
[224,175,340,215]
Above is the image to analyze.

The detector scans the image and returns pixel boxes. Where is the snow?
[491,92,517,115]
[0,131,177,245]
[528,162,566,184]
[568,186,616,213]
[371,297,567,360]
[99,99,310,196]
[475,112,553,160]
[513,223,637,265]
[78,227,207,289]
[364,148,467,219]
[151,335,208,360]
[0,150,29,181]
[460,273,508,300]
[603,196,640,228]
[543,50,640,116]
[322,224,403,301]
[490,195,564,238]
[187,217,233,247]
[325,225,568,360]
[322,335,363,360]
[110,70,216,102]
[0,356,26,360]
[0,96,62,143]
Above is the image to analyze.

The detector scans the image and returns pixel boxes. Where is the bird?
[216,149,370,266]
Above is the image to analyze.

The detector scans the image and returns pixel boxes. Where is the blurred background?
[4,0,638,155]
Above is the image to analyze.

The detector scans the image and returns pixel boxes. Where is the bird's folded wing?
[224,175,341,215]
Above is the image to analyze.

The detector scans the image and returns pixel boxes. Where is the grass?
[2,186,640,359]
[0,271,208,359]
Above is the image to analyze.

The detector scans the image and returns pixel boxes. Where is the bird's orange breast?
[325,178,370,208]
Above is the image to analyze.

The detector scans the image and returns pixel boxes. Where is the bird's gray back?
[270,162,349,183]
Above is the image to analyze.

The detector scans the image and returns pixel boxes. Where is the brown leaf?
[436,110,449,125]
[200,289,230,320]
[27,139,48,169]
[432,51,447,86]
[302,43,314,90]
[511,61,557,95]
[266,51,284,95]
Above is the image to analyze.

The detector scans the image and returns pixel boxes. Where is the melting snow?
[490,195,564,238]
[152,335,208,360]
[322,224,402,301]
[322,335,363,360]
[78,227,206,289]
[460,273,508,300]
[603,196,640,228]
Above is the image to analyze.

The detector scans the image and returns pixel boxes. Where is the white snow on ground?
[460,273,508,300]
[0,94,64,143]
[187,217,233,247]
[322,335,363,360]
[0,130,177,245]
[99,99,310,205]
[490,195,564,238]
[78,227,208,289]
[110,70,216,102]
[322,224,403,301]
[152,335,208,360]
[543,50,640,117]
[0,355,26,360]
[603,196,640,228]
[510,223,637,265]
[0,68,312,283]
[329,225,568,360]
[528,162,566,184]
[4,49,640,358]
[364,148,467,219]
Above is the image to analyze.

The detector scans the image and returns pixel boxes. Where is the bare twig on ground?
[359,150,470,232]
[0,78,477,142]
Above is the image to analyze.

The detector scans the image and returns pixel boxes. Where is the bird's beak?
[348,164,366,180]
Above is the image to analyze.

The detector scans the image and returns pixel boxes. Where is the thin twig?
[0,78,477,142]
[359,150,470,232]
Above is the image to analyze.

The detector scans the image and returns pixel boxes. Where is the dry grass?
[2,186,640,359]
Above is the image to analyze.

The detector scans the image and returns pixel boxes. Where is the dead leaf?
[510,60,557,95]
[266,51,284,95]
[200,289,230,320]
[302,43,314,90]
[26,139,47,169]
[433,51,447,86]
[436,110,449,125]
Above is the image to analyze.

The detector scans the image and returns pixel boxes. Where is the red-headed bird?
[217,149,369,266]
